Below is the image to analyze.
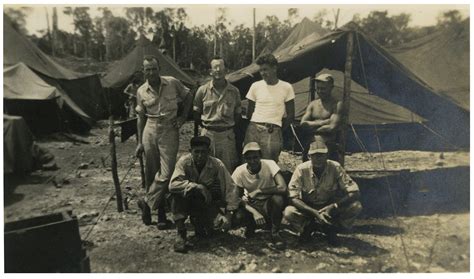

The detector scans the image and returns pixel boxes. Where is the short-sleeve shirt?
[193,80,241,128]
[135,76,189,122]
[246,80,295,127]
[232,159,280,200]
[288,160,359,207]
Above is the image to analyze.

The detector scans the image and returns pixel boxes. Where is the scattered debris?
[78,163,89,169]
[271,267,282,273]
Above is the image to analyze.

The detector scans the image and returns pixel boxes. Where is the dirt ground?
[3,122,470,273]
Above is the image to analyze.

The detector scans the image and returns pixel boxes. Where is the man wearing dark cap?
[244,53,295,163]
[168,136,252,253]
[232,142,288,249]
[282,136,362,246]
[300,73,343,162]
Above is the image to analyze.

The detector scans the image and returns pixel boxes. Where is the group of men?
[134,53,362,253]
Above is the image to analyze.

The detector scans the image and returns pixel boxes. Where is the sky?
[5,3,470,36]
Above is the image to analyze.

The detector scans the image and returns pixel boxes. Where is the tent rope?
[350,124,373,157]
[355,34,412,270]
[355,33,370,93]
[290,123,305,151]
[418,122,462,150]
[83,156,138,242]
[373,124,412,270]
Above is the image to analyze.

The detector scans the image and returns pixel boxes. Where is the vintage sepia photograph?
[2,2,470,274]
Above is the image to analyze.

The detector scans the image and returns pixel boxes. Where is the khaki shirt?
[193,80,241,128]
[169,153,241,211]
[136,77,189,122]
[289,160,359,207]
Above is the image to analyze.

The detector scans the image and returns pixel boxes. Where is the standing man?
[168,136,252,253]
[193,56,241,171]
[232,142,287,249]
[135,55,193,230]
[283,136,362,246]
[300,73,343,162]
[244,54,295,163]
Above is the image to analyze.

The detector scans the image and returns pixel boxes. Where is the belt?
[253,122,280,128]
[252,122,280,133]
[202,125,234,132]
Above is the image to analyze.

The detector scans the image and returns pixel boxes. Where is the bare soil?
[3,122,470,273]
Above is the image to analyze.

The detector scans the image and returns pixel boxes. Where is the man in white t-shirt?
[232,142,288,249]
[244,54,295,162]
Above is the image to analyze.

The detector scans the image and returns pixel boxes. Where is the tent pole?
[309,74,316,101]
[338,31,354,167]
[109,115,124,212]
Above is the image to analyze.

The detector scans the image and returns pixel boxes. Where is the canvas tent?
[4,114,55,174]
[4,63,93,134]
[390,19,469,111]
[3,16,105,122]
[228,21,469,150]
[100,35,196,89]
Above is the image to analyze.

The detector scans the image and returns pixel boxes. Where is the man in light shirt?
[232,142,287,249]
[244,54,295,163]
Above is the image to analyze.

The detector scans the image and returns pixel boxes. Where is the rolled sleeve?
[336,164,359,193]
[288,166,303,199]
[135,90,145,116]
[233,89,242,115]
[193,85,205,113]
[169,157,199,194]
[174,79,190,102]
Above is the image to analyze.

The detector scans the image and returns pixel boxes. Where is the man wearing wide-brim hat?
[282,136,362,246]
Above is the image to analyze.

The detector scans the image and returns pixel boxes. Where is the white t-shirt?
[232,159,280,200]
[246,80,295,127]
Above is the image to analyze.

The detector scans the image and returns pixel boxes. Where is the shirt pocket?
[161,93,177,114]
[220,101,234,118]
[203,100,215,116]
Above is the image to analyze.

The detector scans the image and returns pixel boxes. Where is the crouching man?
[232,142,287,249]
[168,136,252,253]
[282,136,362,246]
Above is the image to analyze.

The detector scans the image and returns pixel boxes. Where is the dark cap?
[308,136,328,155]
[190,136,211,148]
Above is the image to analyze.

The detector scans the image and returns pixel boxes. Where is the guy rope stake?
[109,115,124,212]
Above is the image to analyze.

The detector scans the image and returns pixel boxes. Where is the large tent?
[4,114,55,174]
[3,16,105,123]
[228,21,469,151]
[100,35,196,89]
[390,19,469,111]
[4,63,92,134]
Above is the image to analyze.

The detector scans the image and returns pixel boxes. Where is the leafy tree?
[355,10,411,47]
[124,7,155,36]
[63,7,94,57]
[437,10,464,28]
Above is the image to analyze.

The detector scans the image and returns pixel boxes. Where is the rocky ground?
[3,122,470,273]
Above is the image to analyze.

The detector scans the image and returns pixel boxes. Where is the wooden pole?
[109,116,124,212]
[338,31,354,167]
[309,74,316,101]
